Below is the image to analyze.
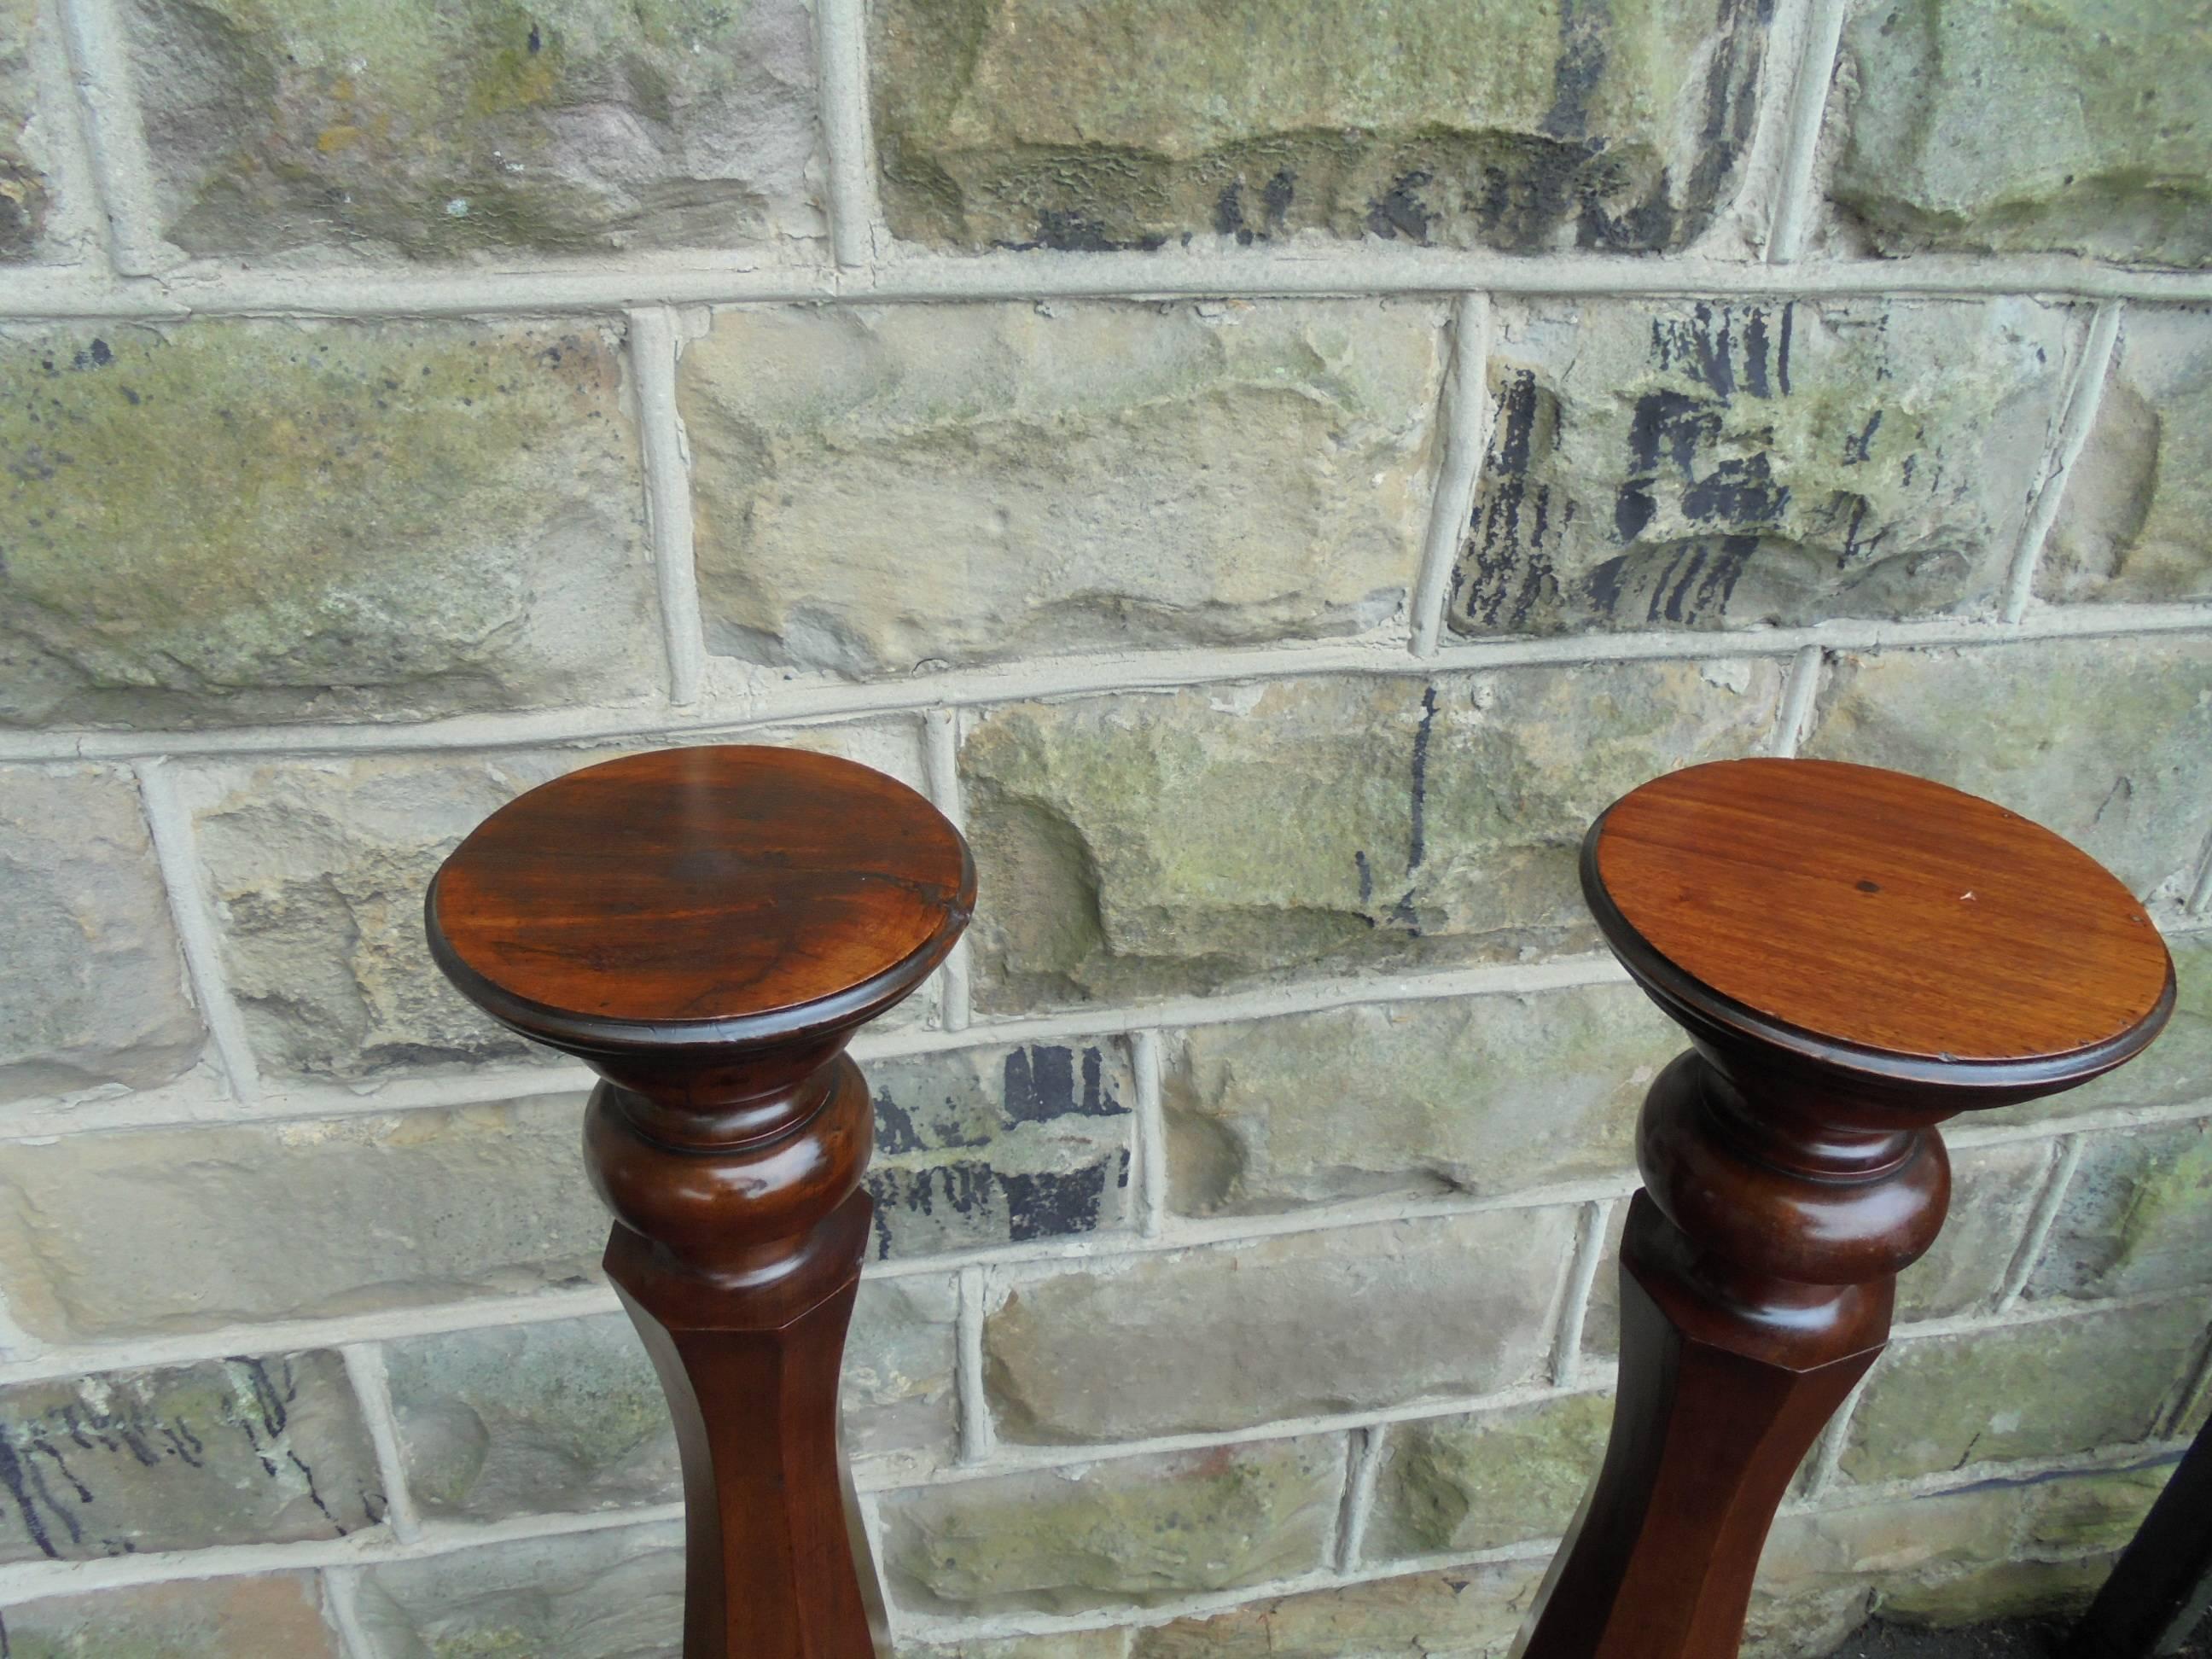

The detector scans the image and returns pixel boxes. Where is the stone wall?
[0,0,2209,1654]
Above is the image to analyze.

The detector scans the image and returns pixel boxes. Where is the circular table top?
[427,746,974,1049]
[1586,759,2173,1079]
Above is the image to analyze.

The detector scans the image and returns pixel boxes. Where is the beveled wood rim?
[1580,804,2176,1103]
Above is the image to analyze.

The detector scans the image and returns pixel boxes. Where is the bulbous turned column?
[424,746,974,1659]
[1518,758,2174,1659]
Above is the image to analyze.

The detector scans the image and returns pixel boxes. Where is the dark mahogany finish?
[1516,758,2176,1659]
[426,747,973,1659]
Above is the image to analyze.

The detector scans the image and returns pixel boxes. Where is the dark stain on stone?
[1844,410,1883,464]
[1354,848,1373,905]
[69,339,112,372]
[1215,180,1249,242]
[527,23,542,52]
[1027,208,1165,253]
[1261,168,1295,229]
[1542,0,1608,141]
[1366,171,1435,242]
[1408,684,1437,870]
[1003,1161,1121,1243]
[1453,368,1567,631]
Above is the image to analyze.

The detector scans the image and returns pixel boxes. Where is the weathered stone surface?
[1447,297,2070,637]
[0,321,656,730]
[386,1275,957,1518]
[683,300,1446,678]
[2051,932,2212,1121]
[0,1574,347,1659]
[2028,1120,2212,1303]
[128,0,822,260]
[985,1208,1575,1443]
[0,765,204,1102]
[866,1041,1135,1260]
[1839,1299,2208,1484]
[962,663,1781,1011]
[1365,1392,1614,1560]
[0,1351,380,1561]
[1577,1197,1633,1363]
[1134,1558,1545,1657]
[871,0,1768,254]
[882,1435,1344,1615]
[351,1520,684,1658]
[1802,637,2212,901]
[1167,985,1675,1217]
[178,723,920,1082]
[2043,306,2212,603]
[906,1634,1132,1659]
[1895,1141,2053,1322]
[0,1095,605,1340]
[1831,0,2212,267]
[0,0,55,261]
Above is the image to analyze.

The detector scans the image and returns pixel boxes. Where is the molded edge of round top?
[425,746,976,1054]
[1582,758,2175,1099]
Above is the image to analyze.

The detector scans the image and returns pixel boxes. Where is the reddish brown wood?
[426,747,974,1659]
[1518,758,2175,1659]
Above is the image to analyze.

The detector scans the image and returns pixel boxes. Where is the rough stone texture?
[2027,1119,2212,1303]
[871,0,1769,254]
[907,1636,1132,1659]
[1801,637,2212,902]
[127,0,822,261]
[0,0,55,260]
[352,1521,684,1659]
[865,1041,1135,1260]
[2048,932,2212,1121]
[0,1574,348,1659]
[0,1095,605,1341]
[1895,1141,2054,1322]
[1446,297,2071,638]
[178,723,919,1083]
[962,662,1782,1011]
[984,1208,1575,1443]
[0,320,656,731]
[0,765,204,1102]
[1838,1298,2208,1484]
[1134,1559,1545,1657]
[881,1435,1346,1615]
[1831,0,2212,267]
[2041,306,2212,604]
[385,1275,957,1519]
[682,300,1447,678]
[1365,1392,1614,1560]
[1167,984,1676,1217]
[0,1350,380,1561]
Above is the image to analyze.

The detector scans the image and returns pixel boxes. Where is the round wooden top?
[427,747,975,1050]
[1586,759,2173,1084]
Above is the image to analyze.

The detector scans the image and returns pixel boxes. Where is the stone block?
[1831,0,2212,267]
[881,1435,1345,1615]
[1802,637,2212,902]
[1896,1141,2053,1322]
[984,1208,1575,1443]
[126,0,822,259]
[0,0,60,261]
[0,320,656,729]
[962,662,1782,1011]
[0,1095,605,1341]
[2028,1119,2212,1302]
[2042,306,2212,603]
[1838,1299,2208,1484]
[1364,1391,1614,1560]
[0,765,204,1102]
[1447,297,2070,637]
[351,1520,683,1659]
[865,1040,1135,1260]
[0,1574,347,1659]
[1167,983,1674,1217]
[871,0,1768,253]
[905,1635,1132,1659]
[1133,1558,1545,1657]
[178,722,920,1083]
[384,1275,957,1519]
[681,300,1447,677]
[0,1350,381,1561]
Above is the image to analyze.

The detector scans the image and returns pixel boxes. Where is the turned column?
[1518,757,2174,1659]
[425,746,974,1659]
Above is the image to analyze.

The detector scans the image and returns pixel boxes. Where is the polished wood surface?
[427,746,974,1659]
[1594,758,2171,1069]
[1517,758,2175,1659]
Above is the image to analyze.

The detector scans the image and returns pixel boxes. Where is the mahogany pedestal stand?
[1516,758,2175,1659]
[426,746,973,1659]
